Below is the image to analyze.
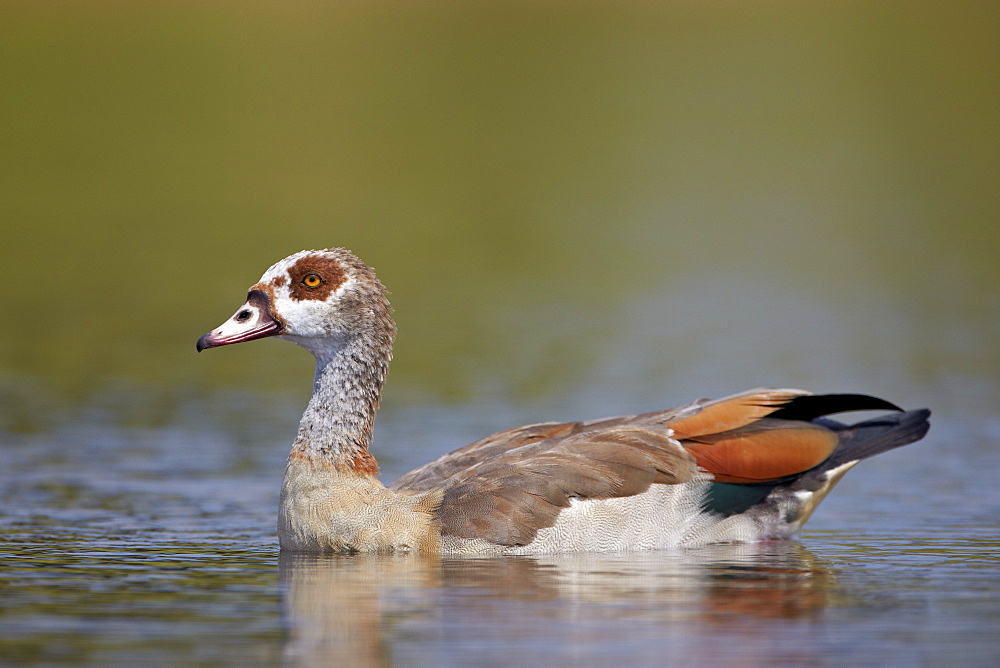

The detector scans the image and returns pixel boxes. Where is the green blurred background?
[2,1,997,427]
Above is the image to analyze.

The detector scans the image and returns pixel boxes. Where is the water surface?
[3,387,999,665]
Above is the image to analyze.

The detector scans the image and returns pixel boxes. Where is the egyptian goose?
[197,248,930,554]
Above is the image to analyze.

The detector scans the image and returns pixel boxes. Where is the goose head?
[196,248,394,362]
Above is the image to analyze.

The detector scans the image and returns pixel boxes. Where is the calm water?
[2,387,999,665]
[3,2,999,666]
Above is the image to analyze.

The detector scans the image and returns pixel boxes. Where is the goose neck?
[288,333,390,475]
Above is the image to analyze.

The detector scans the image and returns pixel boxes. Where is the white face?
[197,249,374,358]
[256,250,358,340]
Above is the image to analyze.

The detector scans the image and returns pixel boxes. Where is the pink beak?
[197,289,283,351]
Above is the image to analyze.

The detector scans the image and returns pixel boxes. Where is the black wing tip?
[897,407,932,440]
[823,406,931,467]
[766,393,907,422]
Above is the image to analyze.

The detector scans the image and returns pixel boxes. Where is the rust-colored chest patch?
[285,254,348,301]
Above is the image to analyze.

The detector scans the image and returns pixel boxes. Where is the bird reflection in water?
[279,542,836,665]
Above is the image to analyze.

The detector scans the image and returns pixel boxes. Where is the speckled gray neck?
[289,330,391,473]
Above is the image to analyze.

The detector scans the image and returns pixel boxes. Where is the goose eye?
[302,273,322,288]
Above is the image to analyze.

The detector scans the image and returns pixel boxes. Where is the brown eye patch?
[287,254,348,301]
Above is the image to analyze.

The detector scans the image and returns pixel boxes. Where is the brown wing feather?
[389,387,854,545]
[681,419,839,483]
[667,388,809,439]
[389,395,727,493]
[432,425,696,546]
[390,411,682,492]
[391,388,819,494]
[391,421,582,492]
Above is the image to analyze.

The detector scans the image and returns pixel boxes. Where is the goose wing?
[423,424,697,546]
[391,388,901,546]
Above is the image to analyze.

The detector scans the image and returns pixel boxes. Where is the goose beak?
[197,289,284,352]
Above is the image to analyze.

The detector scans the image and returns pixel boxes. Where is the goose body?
[198,248,930,554]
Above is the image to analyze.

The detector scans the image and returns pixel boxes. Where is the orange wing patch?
[668,389,808,440]
[683,420,838,483]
